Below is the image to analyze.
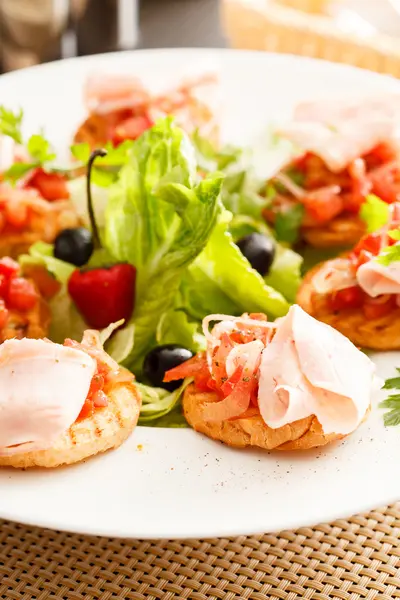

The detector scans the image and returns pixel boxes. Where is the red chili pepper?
[68,263,136,330]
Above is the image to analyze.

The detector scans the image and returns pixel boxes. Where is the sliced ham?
[0,338,96,456]
[84,73,150,115]
[258,305,375,435]
[357,254,400,297]
[277,95,400,173]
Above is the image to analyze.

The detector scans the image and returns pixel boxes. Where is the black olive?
[236,233,276,276]
[143,344,194,392]
[54,227,94,267]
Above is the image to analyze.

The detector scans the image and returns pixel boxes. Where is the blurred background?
[1,0,400,74]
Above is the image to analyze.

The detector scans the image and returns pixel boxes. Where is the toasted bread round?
[302,214,365,248]
[0,376,141,469]
[1,293,50,343]
[297,262,400,350]
[183,384,344,451]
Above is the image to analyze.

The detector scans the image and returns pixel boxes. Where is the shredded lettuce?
[137,379,192,426]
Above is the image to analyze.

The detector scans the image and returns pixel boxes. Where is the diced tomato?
[112,114,153,145]
[370,143,398,164]
[0,299,9,329]
[87,373,104,397]
[77,399,94,421]
[0,275,9,300]
[29,169,69,201]
[164,353,208,382]
[5,200,28,228]
[370,166,399,205]
[302,188,344,224]
[353,232,382,257]
[362,295,396,320]
[353,249,374,269]
[329,286,364,312]
[22,265,61,299]
[220,365,244,397]
[0,257,19,279]
[7,277,38,311]
[92,390,108,408]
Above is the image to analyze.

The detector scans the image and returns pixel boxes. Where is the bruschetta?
[164,306,375,451]
[297,204,400,350]
[74,72,219,148]
[264,95,400,248]
[0,328,141,468]
[0,172,80,258]
[0,256,50,342]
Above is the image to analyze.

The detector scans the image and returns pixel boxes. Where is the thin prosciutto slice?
[258,306,375,435]
[0,338,96,456]
[277,95,400,173]
[357,254,400,297]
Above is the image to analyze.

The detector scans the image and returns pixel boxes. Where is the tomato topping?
[164,353,208,382]
[7,277,38,311]
[0,257,19,279]
[5,200,28,228]
[0,275,9,299]
[0,300,9,329]
[362,295,397,320]
[28,169,69,201]
[211,333,233,386]
[302,188,344,224]
[92,390,108,407]
[329,286,364,312]
[112,114,153,145]
[354,232,382,257]
[77,400,94,421]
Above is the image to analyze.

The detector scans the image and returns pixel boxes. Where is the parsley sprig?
[380,369,400,427]
[0,106,58,182]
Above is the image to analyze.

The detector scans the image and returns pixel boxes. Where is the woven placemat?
[221,0,400,78]
[1,504,400,599]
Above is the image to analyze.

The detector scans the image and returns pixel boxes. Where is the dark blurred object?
[139,0,226,48]
[0,0,225,74]
[72,0,138,56]
[0,0,69,71]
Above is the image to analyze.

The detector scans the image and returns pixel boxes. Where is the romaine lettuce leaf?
[104,118,223,370]
[156,309,206,353]
[137,379,192,426]
[181,211,290,320]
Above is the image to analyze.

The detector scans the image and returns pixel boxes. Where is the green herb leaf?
[27,134,56,163]
[377,244,400,266]
[0,106,23,144]
[3,162,37,182]
[389,229,400,241]
[275,204,305,244]
[70,142,91,164]
[360,194,390,233]
[380,370,400,427]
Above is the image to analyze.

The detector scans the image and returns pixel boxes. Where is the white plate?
[0,49,400,539]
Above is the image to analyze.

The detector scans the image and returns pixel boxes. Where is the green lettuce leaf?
[137,379,192,426]
[181,211,290,320]
[360,194,390,234]
[104,118,223,370]
[156,309,206,353]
